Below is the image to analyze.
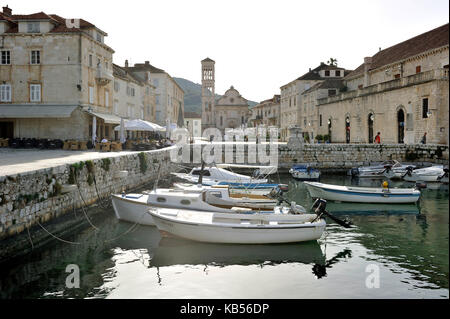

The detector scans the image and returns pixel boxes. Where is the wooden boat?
[149,208,326,244]
[289,165,320,180]
[111,187,304,226]
[304,181,420,204]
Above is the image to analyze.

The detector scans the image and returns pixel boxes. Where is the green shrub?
[101,158,111,172]
[138,152,148,174]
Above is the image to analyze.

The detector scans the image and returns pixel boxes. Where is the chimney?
[2,5,12,16]
[145,61,150,66]
[125,60,129,68]
[363,57,373,87]
[309,68,311,72]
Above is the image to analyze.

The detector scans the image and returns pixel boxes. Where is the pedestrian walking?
[374,132,381,144]
[421,132,427,144]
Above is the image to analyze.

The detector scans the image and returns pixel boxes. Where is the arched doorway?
[397,109,405,144]
[345,117,350,143]
[368,113,374,143]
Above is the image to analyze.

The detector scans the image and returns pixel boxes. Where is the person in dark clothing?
[421,132,427,144]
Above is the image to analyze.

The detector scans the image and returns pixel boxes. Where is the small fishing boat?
[289,165,320,180]
[403,165,448,183]
[149,208,326,244]
[349,160,412,178]
[111,187,304,226]
[304,181,421,204]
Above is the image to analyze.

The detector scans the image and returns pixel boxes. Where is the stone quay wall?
[183,143,449,172]
[276,143,449,171]
[0,149,172,246]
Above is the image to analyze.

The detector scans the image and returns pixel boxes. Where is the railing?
[96,67,114,85]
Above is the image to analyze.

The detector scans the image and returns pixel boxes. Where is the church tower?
[201,57,215,131]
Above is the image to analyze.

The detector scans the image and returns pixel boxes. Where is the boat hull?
[304,182,420,204]
[151,213,326,244]
[111,194,156,226]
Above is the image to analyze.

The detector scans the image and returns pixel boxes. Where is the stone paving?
[0,148,168,177]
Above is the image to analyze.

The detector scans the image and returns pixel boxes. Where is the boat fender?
[350,168,359,177]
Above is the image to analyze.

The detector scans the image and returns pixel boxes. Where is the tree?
[327,58,338,66]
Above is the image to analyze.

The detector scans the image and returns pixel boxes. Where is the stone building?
[316,23,449,145]
[200,58,251,134]
[279,63,349,141]
[249,95,280,128]
[184,112,202,138]
[126,61,184,128]
[0,6,117,141]
[112,63,156,138]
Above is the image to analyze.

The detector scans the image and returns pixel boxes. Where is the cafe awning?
[86,111,122,124]
[0,105,79,118]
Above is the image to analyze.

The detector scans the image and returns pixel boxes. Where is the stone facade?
[127,62,184,128]
[316,24,449,145]
[184,112,202,138]
[280,63,349,142]
[249,95,281,128]
[0,7,116,140]
[112,63,156,138]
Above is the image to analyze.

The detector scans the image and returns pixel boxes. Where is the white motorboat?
[289,165,320,180]
[403,165,448,183]
[172,166,269,185]
[383,164,417,180]
[112,187,304,226]
[149,208,326,244]
[349,160,413,178]
[304,181,421,204]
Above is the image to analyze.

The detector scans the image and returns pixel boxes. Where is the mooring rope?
[36,220,81,245]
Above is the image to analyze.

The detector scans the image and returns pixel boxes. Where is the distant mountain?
[174,77,258,115]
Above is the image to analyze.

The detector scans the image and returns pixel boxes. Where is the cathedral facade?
[201,58,251,134]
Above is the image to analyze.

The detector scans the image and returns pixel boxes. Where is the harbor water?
[0,175,448,299]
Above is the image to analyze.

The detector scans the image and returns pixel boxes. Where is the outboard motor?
[437,168,449,182]
[415,182,427,189]
[350,168,359,177]
[311,198,327,215]
[405,166,414,177]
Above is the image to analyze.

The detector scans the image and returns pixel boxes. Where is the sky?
[8,0,450,103]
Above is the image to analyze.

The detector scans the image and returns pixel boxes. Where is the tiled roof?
[130,63,166,74]
[346,23,449,79]
[113,64,144,85]
[0,11,99,34]
[184,112,201,119]
[297,63,345,81]
[302,79,345,95]
[202,57,215,63]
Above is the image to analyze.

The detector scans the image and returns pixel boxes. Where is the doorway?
[0,121,14,139]
[397,109,405,144]
[345,117,350,143]
[368,113,374,143]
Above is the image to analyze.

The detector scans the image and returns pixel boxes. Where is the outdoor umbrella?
[92,116,97,145]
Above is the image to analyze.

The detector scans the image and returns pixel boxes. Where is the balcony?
[96,67,113,86]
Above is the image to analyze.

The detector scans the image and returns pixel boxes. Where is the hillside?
[174,77,258,115]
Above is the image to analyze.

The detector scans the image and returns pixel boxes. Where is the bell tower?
[201,57,215,131]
